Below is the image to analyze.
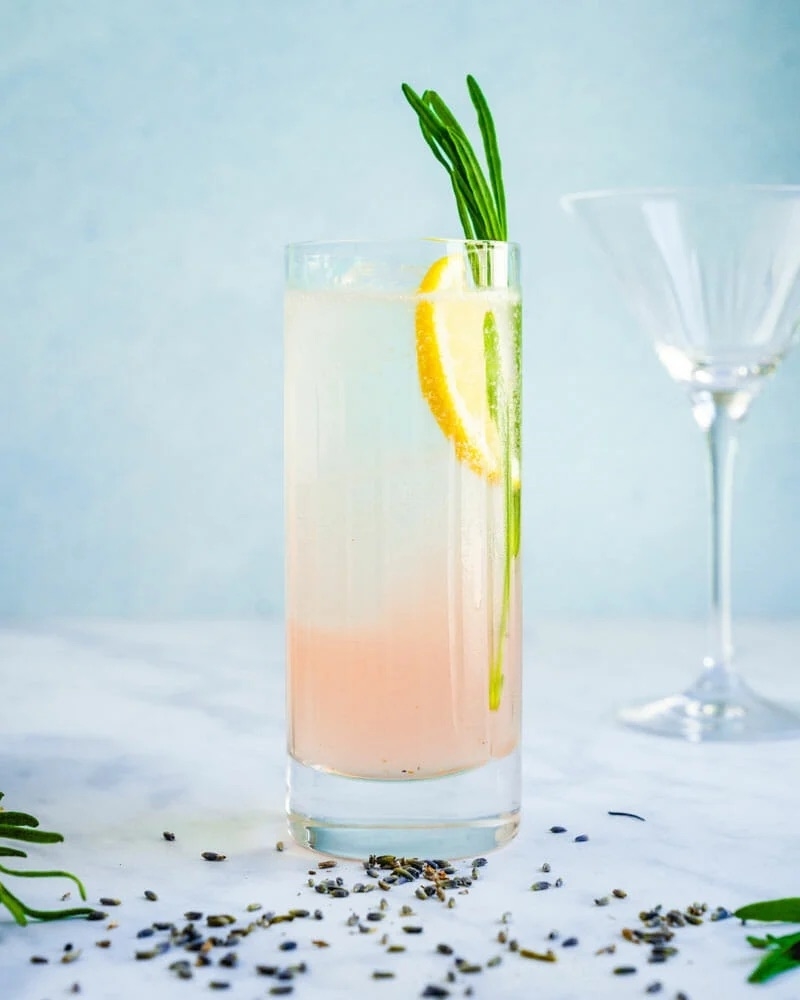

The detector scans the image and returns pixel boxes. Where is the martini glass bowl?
[562,185,800,742]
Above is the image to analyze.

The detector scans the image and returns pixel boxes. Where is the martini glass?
[562,185,800,741]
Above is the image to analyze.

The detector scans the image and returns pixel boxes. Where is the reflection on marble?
[0,619,798,999]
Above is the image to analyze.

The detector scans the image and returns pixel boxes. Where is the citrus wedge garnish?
[415,255,506,481]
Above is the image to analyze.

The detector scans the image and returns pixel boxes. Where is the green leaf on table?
[746,932,800,983]
[0,792,92,924]
[0,811,40,828]
[735,898,800,923]
[739,928,800,984]
[0,826,64,845]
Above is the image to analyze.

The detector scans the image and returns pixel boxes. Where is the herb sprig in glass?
[0,791,92,925]
[402,75,521,710]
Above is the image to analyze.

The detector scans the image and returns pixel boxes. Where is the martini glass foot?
[619,671,800,742]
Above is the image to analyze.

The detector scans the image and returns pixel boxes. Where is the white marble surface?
[0,618,799,999]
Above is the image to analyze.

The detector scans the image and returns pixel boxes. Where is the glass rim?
[561,183,800,211]
[285,236,521,254]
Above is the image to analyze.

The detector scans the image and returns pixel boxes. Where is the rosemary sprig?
[0,791,92,925]
[734,898,800,984]
[402,75,520,710]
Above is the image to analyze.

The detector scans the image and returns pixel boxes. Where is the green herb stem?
[403,75,520,710]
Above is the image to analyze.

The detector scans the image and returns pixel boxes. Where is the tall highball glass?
[284,239,522,856]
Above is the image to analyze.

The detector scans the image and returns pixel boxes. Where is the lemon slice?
[416,255,508,482]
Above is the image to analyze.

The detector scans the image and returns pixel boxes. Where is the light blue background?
[1,0,799,618]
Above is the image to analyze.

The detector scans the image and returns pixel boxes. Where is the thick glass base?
[286,751,521,859]
[619,670,800,742]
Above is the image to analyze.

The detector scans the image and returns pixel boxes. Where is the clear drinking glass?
[284,239,522,856]
[562,185,800,742]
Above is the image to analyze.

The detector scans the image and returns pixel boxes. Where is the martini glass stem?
[701,399,740,695]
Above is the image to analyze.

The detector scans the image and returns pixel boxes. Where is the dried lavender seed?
[595,897,610,907]
[152,921,173,931]
[372,971,395,979]
[613,966,638,975]
[446,898,455,909]
[540,862,551,873]
[279,942,297,952]
[85,911,107,921]
[531,881,551,892]
[136,928,154,938]
[95,941,111,949]
[547,930,559,941]
[645,983,663,994]
[313,909,323,920]
[163,831,176,841]
[387,945,406,953]
[135,949,158,960]
[549,826,567,833]
[472,857,488,867]
[555,878,564,888]
[201,852,226,862]
[208,983,230,991]
[185,911,203,920]
[574,834,589,842]
[61,949,81,964]
[402,925,423,934]
[30,955,48,964]
[269,989,294,997]
[487,955,502,967]
[99,898,121,907]
[612,889,627,899]
[437,943,454,955]
[421,987,450,998]
[562,937,579,947]
[219,952,238,968]
[275,840,285,852]
[318,859,337,869]
[144,890,158,901]
[366,912,384,922]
